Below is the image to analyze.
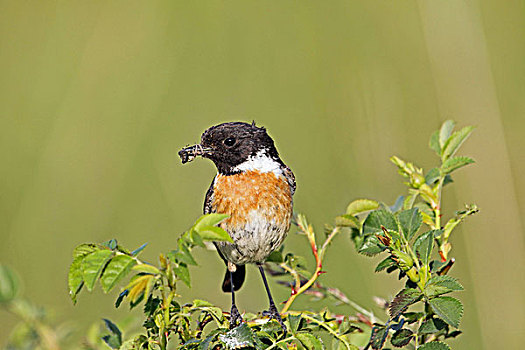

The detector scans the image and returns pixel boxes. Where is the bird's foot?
[262,304,287,332]
[229,304,243,329]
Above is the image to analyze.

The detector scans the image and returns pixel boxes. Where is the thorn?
[318,270,327,276]
[439,250,446,262]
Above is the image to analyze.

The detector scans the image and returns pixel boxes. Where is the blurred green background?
[1,0,524,348]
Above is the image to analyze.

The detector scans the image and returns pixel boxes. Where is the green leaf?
[441,156,474,174]
[375,256,395,273]
[100,255,137,293]
[0,265,19,303]
[194,213,229,230]
[287,314,304,334]
[370,325,388,350]
[68,256,84,303]
[397,208,423,240]
[266,250,283,263]
[441,125,474,161]
[193,299,213,307]
[425,168,440,186]
[336,214,360,228]
[418,341,451,350]
[218,323,256,349]
[358,236,385,256]
[168,244,198,266]
[174,263,191,287]
[102,319,122,349]
[389,288,423,318]
[425,276,464,298]
[418,318,448,334]
[102,239,118,250]
[81,250,114,292]
[296,332,323,350]
[391,328,413,347]
[429,130,441,155]
[363,210,398,235]
[73,243,99,258]
[429,296,463,328]
[132,263,160,274]
[439,120,456,149]
[195,225,234,243]
[346,199,379,216]
[415,233,434,266]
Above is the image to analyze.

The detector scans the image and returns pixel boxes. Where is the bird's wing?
[283,166,296,195]
[203,175,216,215]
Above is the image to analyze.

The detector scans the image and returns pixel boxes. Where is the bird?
[178,121,296,329]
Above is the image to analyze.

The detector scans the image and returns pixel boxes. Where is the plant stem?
[281,227,340,313]
[292,312,352,350]
[265,336,297,350]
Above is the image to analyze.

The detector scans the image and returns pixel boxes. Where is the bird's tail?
[221,265,246,292]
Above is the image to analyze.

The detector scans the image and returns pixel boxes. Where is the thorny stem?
[280,225,340,314]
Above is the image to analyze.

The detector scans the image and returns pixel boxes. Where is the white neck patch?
[233,149,283,176]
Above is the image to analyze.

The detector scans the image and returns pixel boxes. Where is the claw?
[263,304,287,332]
[229,304,243,329]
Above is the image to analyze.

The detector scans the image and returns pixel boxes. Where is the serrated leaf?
[397,208,423,240]
[415,234,434,266]
[346,199,379,216]
[132,264,160,275]
[194,213,229,230]
[375,256,395,273]
[336,214,360,228]
[287,314,303,334]
[81,250,114,292]
[389,288,423,318]
[429,130,441,155]
[441,125,474,161]
[127,275,152,304]
[195,225,234,243]
[429,296,463,328]
[425,168,440,186]
[102,319,122,349]
[168,245,197,266]
[370,325,388,350]
[425,276,464,298]
[68,256,84,303]
[296,332,323,350]
[418,341,451,350]
[218,323,256,349]
[100,255,136,293]
[174,263,191,287]
[0,265,19,303]
[73,244,100,258]
[193,299,213,307]
[363,210,398,235]
[418,318,448,334]
[391,328,413,347]
[358,236,385,256]
[102,239,118,250]
[439,120,456,149]
[441,156,474,174]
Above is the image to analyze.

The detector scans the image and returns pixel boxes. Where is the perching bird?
[178,122,295,329]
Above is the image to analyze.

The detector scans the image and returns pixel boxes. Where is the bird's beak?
[178,144,212,164]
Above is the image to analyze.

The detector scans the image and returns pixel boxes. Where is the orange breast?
[212,170,293,231]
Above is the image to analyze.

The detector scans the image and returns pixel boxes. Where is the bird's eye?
[224,137,236,147]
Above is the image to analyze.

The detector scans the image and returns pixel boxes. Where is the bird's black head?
[178,122,282,175]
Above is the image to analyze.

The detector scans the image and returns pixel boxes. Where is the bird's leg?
[229,268,243,328]
[258,263,287,332]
